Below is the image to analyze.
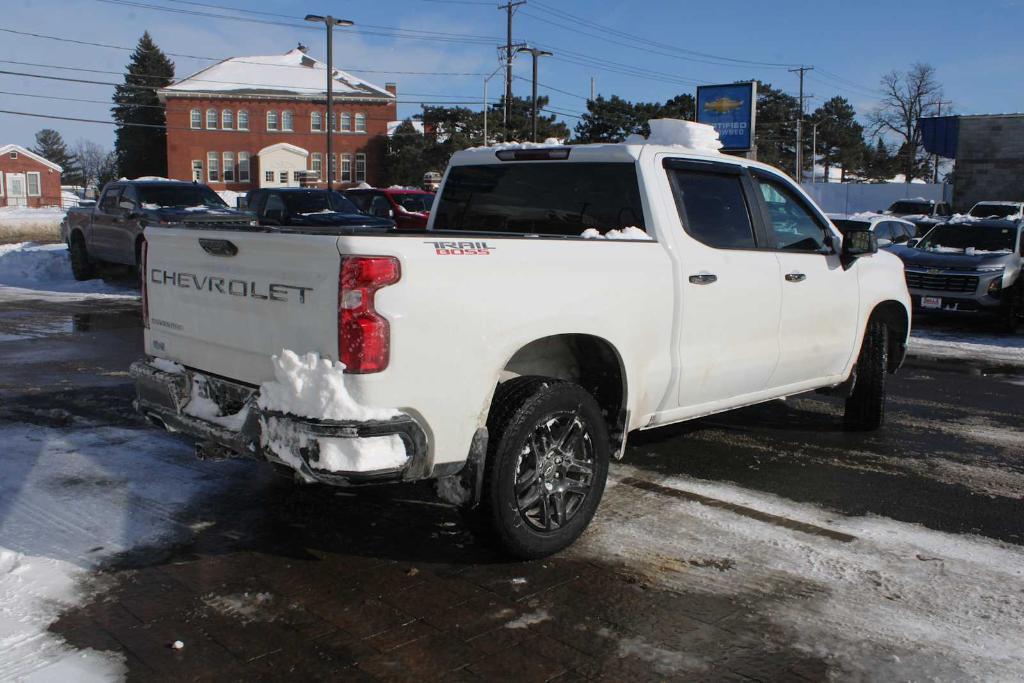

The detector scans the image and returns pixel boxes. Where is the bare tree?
[869,63,943,182]
[72,139,110,194]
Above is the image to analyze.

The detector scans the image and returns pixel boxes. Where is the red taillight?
[140,239,149,329]
[338,256,400,373]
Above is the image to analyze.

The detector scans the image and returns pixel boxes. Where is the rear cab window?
[432,162,647,238]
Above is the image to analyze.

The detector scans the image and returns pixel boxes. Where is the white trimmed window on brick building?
[207,151,219,182]
[341,153,351,182]
[311,112,323,132]
[238,152,250,182]
[355,113,366,133]
[311,152,322,180]
[222,109,233,129]
[355,153,366,182]
[192,160,203,182]
[267,111,279,131]
[206,108,217,129]
[223,152,235,182]
[340,112,351,132]
[190,109,201,128]
[282,110,293,132]
[238,110,249,130]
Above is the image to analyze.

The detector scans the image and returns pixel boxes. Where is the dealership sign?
[696,82,758,152]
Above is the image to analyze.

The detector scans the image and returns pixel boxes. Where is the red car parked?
[344,188,436,229]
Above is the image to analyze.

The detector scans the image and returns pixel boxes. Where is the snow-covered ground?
[0,243,136,300]
[0,207,66,243]
[583,466,1024,680]
[0,423,253,680]
[909,326,1024,366]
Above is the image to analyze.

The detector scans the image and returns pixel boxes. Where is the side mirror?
[841,229,878,269]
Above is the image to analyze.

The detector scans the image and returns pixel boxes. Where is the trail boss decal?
[424,241,494,256]
[150,269,313,304]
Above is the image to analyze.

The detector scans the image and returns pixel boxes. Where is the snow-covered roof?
[257,142,309,157]
[161,48,394,100]
[387,120,425,137]
[0,144,62,172]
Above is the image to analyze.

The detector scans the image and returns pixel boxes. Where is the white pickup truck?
[131,124,911,558]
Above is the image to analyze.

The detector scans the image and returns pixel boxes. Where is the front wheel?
[1001,285,1023,334]
[68,233,94,281]
[472,376,610,560]
[844,320,888,431]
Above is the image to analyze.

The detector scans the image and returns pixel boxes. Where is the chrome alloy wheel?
[514,410,596,531]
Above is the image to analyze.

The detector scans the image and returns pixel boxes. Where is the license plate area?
[921,296,942,309]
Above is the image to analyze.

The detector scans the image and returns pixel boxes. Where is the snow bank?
[257,351,406,475]
[0,243,135,298]
[581,226,653,240]
[909,328,1024,366]
[625,119,723,154]
[0,206,66,240]
[217,190,243,208]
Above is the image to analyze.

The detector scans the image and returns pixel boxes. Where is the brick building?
[158,46,397,192]
[0,144,62,207]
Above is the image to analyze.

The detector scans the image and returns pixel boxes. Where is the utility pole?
[482,66,503,146]
[517,46,552,142]
[306,14,353,191]
[499,1,526,141]
[789,65,813,181]
[811,122,818,183]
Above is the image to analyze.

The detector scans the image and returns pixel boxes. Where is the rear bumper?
[129,359,428,486]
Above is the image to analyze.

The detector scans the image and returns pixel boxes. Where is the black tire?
[844,320,888,431]
[470,376,610,560]
[68,232,94,281]
[1001,285,1023,334]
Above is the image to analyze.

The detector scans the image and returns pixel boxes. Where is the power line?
[529,1,799,69]
[0,27,488,77]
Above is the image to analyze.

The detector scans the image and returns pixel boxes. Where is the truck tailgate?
[144,227,341,385]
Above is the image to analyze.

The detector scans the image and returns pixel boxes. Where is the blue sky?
[2,0,1023,150]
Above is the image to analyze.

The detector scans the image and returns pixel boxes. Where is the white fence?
[800,182,952,216]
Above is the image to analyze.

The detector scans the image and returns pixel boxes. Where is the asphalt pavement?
[1,292,1021,681]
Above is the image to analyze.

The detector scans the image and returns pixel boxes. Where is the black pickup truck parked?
[241,188,395,231]
[61,179,253,281]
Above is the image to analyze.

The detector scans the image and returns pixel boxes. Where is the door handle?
[688,273,718,285]
[785,272,806,282]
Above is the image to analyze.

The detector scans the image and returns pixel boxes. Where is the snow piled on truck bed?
[257,351,407,474]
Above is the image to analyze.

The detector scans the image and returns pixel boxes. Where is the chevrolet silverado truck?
[130,127,911,558]
[61,179,253,281]
[241,188,396,231]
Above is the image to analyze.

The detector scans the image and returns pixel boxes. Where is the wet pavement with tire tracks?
[1,289,1022,681]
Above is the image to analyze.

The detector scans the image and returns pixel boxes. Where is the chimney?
[385,82,397,96]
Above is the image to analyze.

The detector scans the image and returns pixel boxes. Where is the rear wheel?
[844,320,888,431]
[471,376,610,560]
[68,232,94,281]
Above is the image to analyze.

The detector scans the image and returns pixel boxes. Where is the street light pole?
[482,65,503,146]
[516,46,552,142]
[306,14,353,191]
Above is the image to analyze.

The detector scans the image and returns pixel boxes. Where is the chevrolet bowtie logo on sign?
[703,97,743,114]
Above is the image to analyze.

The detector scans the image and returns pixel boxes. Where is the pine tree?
[753,83,800,173]
[112,32,174,179]
[810,97,864,182]
[31,129,81,185]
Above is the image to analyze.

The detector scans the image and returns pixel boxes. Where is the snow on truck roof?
[161,48,394,99]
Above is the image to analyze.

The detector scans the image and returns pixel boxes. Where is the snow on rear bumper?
[129,359,428,485]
